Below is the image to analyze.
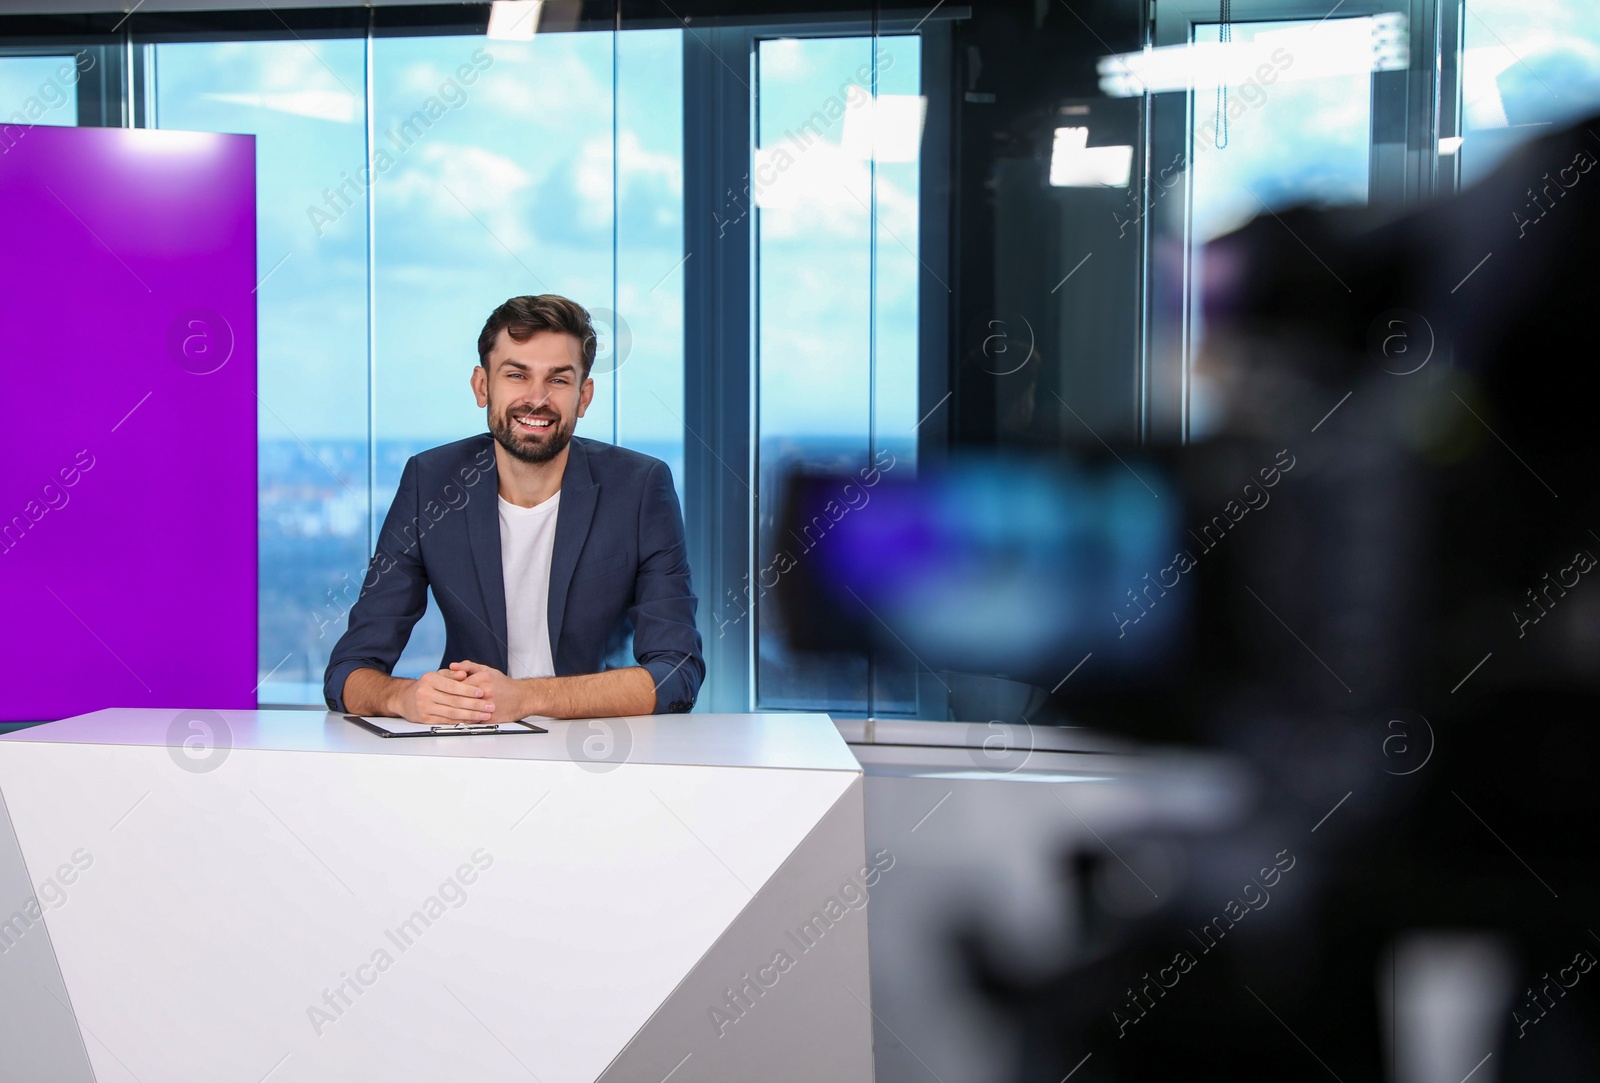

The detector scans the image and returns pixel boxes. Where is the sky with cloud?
[137,27,930,466]
[151,30,688,470]
[754,35,924,451]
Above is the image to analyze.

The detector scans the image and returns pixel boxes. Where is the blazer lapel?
[547,438,598,665]
[464,437,510,670]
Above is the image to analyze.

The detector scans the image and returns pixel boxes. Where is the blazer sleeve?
[322,457,431,711]
[631,460,705,713]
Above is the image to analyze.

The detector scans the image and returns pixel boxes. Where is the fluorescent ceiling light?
[1049,126,1133,187]
[840,93,928,162]
[1438,135,1463,155]
[487,0,543,41]
[1461,46,1512,129]
[1098,13,1409,97]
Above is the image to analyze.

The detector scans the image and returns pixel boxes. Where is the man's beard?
[489,400,574,465]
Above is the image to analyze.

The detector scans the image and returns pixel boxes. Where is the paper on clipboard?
[342,715,548,738]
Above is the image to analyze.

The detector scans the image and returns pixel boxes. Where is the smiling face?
[472,328,593,466]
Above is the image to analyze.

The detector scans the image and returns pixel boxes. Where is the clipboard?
[343,715,548,738]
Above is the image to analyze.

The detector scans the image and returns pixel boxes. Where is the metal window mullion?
[683,25,757,713]
[612,7,620,445]
[865,29,879,717]
[365,22,378,562]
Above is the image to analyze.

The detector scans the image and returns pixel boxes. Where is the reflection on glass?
[1461,1,1600,187]
[1189,19,1372,243]
[1184,19,1373,441]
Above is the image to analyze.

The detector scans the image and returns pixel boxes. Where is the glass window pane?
[0,55,80,129]
[871,35,924,472]
[754,34,923,713]
[155,39,371,705]
[617,29,687,500]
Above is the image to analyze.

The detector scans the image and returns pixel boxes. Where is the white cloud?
[573,135,615,231]
[569,129,685,230]
[393,55,478,100]
[380,142,536,250]
[619,128,683,195]
[251,41,358,96]
[755,139,919,241]
[760,38,815,80]
[474,42,613,131]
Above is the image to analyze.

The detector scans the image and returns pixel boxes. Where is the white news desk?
[0,709,874,1082]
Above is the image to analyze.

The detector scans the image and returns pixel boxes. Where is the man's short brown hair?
[477,294,597,378]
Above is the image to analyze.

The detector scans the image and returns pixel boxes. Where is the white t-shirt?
[499,490,561,680]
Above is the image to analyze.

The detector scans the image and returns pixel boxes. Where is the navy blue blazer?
[323,434,704,714]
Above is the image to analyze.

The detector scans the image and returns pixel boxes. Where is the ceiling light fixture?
[487,0,543,41]
[1098,13,1409,97]
[1049,127,1134,187]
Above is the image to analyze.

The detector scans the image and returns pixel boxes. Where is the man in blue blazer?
[323,295,703,723]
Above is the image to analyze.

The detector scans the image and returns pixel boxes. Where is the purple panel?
[0,126,257,722]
